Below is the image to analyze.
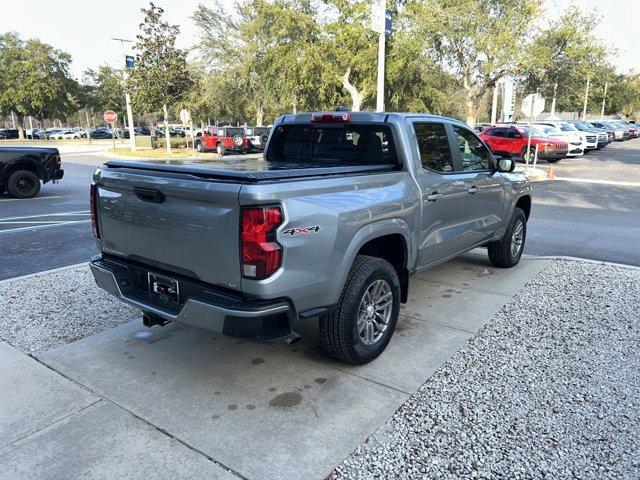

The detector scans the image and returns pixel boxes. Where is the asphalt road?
[1,140,639,281]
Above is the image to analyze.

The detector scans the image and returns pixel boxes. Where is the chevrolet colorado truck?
[0,147,64,198]
[89,111,532,364]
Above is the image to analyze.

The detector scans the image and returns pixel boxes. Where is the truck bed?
[104,159,396,183]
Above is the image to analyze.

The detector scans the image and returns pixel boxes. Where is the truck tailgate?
[94,168,242,291]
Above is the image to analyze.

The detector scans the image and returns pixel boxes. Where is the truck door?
[449,124,505,245]
[411,120,475,266]
[203,126,217,149]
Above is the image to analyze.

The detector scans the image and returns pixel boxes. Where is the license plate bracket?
[148,272,179,306]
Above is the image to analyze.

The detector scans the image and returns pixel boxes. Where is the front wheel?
[488,208,527,268]
[319,256,400,364]
[195,141,204,153]
[546,158,560,163]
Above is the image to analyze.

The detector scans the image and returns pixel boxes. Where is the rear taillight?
[241,206,283,279]
[53,153,61,168]
[90,184,100,239]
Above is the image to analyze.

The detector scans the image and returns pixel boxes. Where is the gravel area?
[0,265,138,353]
[332,260,640,479]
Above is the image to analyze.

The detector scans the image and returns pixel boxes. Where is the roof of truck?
[278,111,468,127]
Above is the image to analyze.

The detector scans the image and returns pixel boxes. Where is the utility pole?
[375,0,386,112]
[582,77,590,120]
[600,81,608,121]
[490,84,499,125]
[550,82,558,116]
[111,37,136,152]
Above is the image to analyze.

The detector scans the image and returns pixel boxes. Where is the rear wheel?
[7,170,41,198]
[488,208,526,268]
[319,256,400,364]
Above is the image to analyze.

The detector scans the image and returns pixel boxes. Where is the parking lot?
[1,140,640,479]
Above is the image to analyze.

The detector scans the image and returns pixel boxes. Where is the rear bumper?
[52,169,64,181]
[90,255,296,341]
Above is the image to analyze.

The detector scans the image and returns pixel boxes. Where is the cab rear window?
[266,124,398,166]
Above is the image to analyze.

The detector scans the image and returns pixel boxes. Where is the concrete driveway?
[0,252,549,480]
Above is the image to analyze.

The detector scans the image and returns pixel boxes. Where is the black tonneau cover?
[104,159,395,183]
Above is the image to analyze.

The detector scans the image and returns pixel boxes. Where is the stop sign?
[103,110,118,124]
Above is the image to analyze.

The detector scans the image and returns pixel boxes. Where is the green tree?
[406,0,542,125]
[82,65,125,126]
[129,2,193,152]
[0,32,75,138]
[520,8,612,114]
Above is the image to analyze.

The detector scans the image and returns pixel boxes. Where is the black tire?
[7,170,41,198]
[216,143,225,156]
[195,140,204,152]
[319,255,400,364]
[520,147,534,163]
[488,207,527,268]
[546,158,560,163]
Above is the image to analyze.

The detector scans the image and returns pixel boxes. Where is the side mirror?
[496,157,515,173]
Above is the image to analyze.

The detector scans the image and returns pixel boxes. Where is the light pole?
[550,81,558,117]
[600,81,608,121]
[374,0,386,112]
[111,37,136,152]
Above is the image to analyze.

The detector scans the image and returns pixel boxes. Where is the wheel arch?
[2,160,44,184]
[336,220,414,305]
[515,194,531,220]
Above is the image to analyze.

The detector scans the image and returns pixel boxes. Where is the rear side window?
[413,122,454,172]
[453,126,491,171]
[266,124,398,166]
[485,128,504,137]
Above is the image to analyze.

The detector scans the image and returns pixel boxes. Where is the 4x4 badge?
[282,225,322,236]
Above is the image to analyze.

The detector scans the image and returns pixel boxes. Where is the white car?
[534,123,585,157]
[535,121,592,152]
[50,129,81,140]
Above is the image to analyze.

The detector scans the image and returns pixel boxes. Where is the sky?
[0,0,638,80]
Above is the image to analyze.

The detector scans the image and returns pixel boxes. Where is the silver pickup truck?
[90,111,532,364]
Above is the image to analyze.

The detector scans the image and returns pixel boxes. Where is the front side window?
[413,122,454,172]
[453,126,491,171]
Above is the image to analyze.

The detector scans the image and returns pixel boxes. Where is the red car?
[195,126,250,155]
[479,124,568,163]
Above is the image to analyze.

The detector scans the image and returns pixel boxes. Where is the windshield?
[519,125,547,137]
[538,126,561,136]
[266,124,398,166]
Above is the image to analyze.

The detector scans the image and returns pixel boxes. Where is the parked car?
[532,122,585,156]
[479,124,568,162]
[588,121,616,142]
[50,129,81,140]
[195,126,249,155]
[569,121,608,148]
[90,128,114,139]
[0,129,20,139]
[0,147,64,198]
[473,122,492,133]
[89,110,532,364]
[245,126,271,152]
[123,127,152,139]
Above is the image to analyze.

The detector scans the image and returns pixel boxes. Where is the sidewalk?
[0,252,564,479]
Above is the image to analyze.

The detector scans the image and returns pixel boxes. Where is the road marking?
[0,195,63,202]
[0,210,89,222]
[0,220,91,235]
[554,176,640,187]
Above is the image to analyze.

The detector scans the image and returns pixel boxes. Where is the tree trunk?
[341,68,362,111]
[463,76,478,126]
[292,97,298,115]
[17,116,25,140]
[256,101,264,127]
[163,104,171,154]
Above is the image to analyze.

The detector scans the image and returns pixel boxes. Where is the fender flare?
[330,218,415,304]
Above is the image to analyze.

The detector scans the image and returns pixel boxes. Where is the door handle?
[426,192,443,202]
[467,186,479,194]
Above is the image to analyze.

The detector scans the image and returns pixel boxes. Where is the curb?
[522,254,640,271]
[0,262,88,285]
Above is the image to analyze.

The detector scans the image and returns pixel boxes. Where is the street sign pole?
[526,99,534,168]
[112,38,136,152]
